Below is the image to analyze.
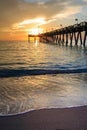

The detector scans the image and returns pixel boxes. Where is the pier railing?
[28,21,87,46]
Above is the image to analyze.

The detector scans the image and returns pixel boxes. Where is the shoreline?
[0,106,87,130]
[0,105,86,117]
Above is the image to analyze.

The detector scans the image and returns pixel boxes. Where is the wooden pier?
[28,21,87,46]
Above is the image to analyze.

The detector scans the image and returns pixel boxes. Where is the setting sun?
[29,28,43,35]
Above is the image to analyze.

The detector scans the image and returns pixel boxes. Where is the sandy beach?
[0,106,87,130]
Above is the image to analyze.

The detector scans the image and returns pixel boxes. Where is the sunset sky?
[0,0,87,40]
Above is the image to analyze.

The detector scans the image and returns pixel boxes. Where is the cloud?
[0,0,84,26]
[0,0,86,40]
[82,0,87,2]
[13,17,46,29]
[53,5,82,19]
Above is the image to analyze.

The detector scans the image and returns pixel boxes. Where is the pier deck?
[28,21,87,46]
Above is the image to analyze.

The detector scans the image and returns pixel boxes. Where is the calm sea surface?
[0,40,87,115]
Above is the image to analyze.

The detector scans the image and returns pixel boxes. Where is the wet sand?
[0,106,87,130]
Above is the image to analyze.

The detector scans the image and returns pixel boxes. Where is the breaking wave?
[0,68,87,78]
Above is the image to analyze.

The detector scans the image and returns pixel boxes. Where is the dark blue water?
[0,40,87,115]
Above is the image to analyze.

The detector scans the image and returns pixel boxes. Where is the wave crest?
[0,68,87,78]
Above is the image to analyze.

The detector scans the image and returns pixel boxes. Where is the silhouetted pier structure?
[28,34,38,43]
[28,21,87,46]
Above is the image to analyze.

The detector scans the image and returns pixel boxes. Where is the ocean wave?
[0,68,87,78]
[0,62,25,66]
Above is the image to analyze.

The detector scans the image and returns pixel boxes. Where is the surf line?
[0,68,87,78]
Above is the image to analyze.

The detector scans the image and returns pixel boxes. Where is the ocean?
[0,40,87,115]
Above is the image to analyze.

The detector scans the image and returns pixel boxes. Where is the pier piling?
[28,21,87,46]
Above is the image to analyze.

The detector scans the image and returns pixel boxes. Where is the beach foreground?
[0,106,87,130]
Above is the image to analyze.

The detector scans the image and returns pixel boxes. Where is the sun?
[29,28,43,35]
[29,28,39,35]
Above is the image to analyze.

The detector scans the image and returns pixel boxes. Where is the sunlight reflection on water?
[0,73,87,115]
[0,41,87,115]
